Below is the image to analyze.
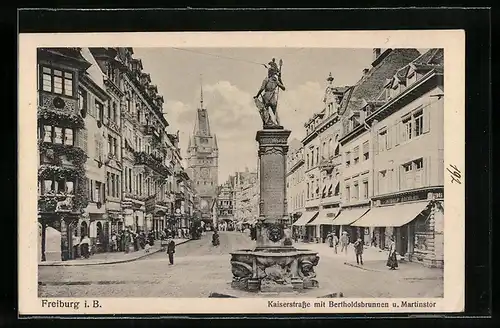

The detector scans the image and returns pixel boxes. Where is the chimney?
[373,48,381,61]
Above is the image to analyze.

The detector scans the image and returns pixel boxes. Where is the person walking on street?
[354,237,364,265]
[386,235,398,270]
[340,231,349,255]
[332,232,339,254]
[166,236,176,265]
[327,232,333,248]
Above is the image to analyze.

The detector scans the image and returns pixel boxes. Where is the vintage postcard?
[18,30,465,315]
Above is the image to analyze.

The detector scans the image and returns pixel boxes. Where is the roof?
[413,48,444,66]
[339,48,421,115]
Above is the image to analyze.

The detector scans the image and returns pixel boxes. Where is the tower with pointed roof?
[187,80,219,222]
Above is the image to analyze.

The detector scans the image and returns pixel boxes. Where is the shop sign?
[145,196,156,213]
[380,191,428,205]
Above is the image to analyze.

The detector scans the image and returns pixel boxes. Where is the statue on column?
[254,58,286,128]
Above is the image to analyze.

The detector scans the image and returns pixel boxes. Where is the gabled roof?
[413,48,444,66]
[340,48,421,115]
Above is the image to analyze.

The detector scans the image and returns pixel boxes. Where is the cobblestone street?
[39,232,443,298]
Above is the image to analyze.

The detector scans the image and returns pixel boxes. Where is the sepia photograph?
[18,31,464,314]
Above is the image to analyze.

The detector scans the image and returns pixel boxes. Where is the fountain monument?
[229,59,320,293]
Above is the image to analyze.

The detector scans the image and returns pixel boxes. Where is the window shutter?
[426,156,432,186]
[423,106,431,134]
[387,126,393,149]
[394,120,400,146]
[398,165,403,191]
[373,132,379,155]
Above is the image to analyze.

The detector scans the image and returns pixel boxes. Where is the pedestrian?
[332,232,339,254]
[354,237,364,265]
[340,231,349,255]
[386,235,398,270]
[111,234,117,252]
[72,233,80,259]
[166,235,176,265]
[327,232,333,247]
[80,235,90,259]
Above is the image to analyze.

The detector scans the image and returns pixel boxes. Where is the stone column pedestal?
[255,128,292,249]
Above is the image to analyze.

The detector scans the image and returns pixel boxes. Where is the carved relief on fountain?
[230,250,320,292]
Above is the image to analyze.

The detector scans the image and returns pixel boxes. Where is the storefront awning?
[332,207,369,226]
[292,211,318,226]
[351,201,430,227]
[306,209,339,226]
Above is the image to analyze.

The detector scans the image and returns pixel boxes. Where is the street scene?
[37,46,444,298]
[39,231,442,298]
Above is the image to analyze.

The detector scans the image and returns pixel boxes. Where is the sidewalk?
[39,238,191,267]
[296,241,443,280]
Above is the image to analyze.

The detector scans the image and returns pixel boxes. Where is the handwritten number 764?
[446,164,462,184]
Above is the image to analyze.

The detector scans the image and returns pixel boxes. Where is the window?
[403,162,414,190]
[113,102,118,123]
[40,66,74,97]
[41,126,74,146]
[106,173,111,197]
[41,178,75,195]
[108,135,113,156]
[363,180,369,199]
[414,110,424,137]
[363,141,369,160]
[94,181,102,203]
[345,151,351,167]
[306,183,310,199]
[353,182,359,200]
[402,116,412,142]
[78,88,87,111]
[379,129,388,152]
[95,100,104,121]
[328,139,333,157]
[345,184,350,202]
[414,158,424,188]
[353,147,360,164]
[316,147,320,164]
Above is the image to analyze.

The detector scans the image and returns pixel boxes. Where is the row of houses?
[287,48,444,268]
[37,47,199,261]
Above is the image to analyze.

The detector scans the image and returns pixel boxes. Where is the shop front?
[351,188,444,268]
[331,206,370,244]
[89,213,109,253]
[291,211,318,242]
[305,209,339,243]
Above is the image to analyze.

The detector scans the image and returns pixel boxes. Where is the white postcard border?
[18,30,465,315]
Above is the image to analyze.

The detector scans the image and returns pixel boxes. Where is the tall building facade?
[37,48,92,261]
[290,73,347,240]
[286,140,305,224]
[187,90,219,225]
[217,181,235,222]
[287,48,444,268]
[38,47,196,262]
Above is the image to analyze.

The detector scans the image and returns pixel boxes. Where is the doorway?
[80,221,88,237]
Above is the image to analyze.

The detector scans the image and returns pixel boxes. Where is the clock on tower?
[201,167,210,179]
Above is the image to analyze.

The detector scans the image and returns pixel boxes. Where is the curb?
[343,262,383,272]
[39,239,193,267]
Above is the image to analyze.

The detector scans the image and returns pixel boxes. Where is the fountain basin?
[230,247,320,293]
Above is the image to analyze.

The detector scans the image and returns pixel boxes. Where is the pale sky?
[133,48,377,185]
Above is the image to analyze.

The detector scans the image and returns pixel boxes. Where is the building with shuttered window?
[351,49,444,268]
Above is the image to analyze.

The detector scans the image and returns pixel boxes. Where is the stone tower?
[187,82,219,223]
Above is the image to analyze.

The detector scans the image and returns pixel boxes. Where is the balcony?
[319,155,342,171]
[134,151,171,177]
[141,124,161,139]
